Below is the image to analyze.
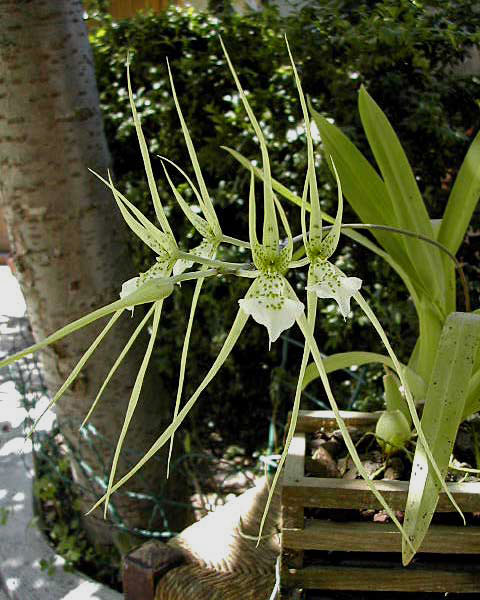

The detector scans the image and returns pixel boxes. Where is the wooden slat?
[282,433,306,571]
[290,410,382,433]
[283,433,305,486]
[283,564,480,592]
[283,520,480,554]
[282,477,480,512]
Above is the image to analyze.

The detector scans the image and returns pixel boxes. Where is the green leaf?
[302,351,425,401]
[356,293,465,545]
[402,312,480,565]
[438,130,480,255]
[309,107,414,279]
[383,371,411,426]
[357,87,444,300]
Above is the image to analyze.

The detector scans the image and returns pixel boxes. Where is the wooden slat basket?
[280,410,480,599]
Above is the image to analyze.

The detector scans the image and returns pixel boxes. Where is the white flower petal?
[120,259,172,312]
[120,277,140,300]
[173,258,193,277]
[120,277,140,314]
[307,260,362,319]
[173,239,217,276]
[238,272,304,349]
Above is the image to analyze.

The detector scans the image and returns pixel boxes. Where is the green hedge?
[89,1,480,449]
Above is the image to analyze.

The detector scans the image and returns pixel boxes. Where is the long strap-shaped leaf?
[302,351,425,401]
[355,293,465,528]
[290,286,414,552]
[402,312,480,565]
[103,300,163,517]
[310,107,412,276]
[86,309,249,515]
[438,130,480,255]
[358,87,444,301]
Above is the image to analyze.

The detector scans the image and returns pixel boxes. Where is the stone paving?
[0,266,121,600]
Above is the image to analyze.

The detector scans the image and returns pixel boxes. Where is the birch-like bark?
[0,0,191,544]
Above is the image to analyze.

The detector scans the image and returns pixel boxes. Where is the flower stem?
[176,250,252,271]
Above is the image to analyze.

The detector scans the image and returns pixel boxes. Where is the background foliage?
[88,0,480,452]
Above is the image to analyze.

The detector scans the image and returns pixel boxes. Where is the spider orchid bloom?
[218,38,304,347]
[304,162,362,319]
[302,145,362,318]
[306,259,362,319]
[91,169,179,312]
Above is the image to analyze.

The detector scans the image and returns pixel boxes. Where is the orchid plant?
[229,68,480,563]
[1,38,476,565]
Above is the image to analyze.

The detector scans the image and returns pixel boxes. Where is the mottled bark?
[0,0,191,544]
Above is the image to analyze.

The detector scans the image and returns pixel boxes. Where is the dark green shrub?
[89,2,480,450]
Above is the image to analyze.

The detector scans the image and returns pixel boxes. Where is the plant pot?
[280,410,480,599]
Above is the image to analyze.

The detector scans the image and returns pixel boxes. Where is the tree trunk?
[0,0,191,545]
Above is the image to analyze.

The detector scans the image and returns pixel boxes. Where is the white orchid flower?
[307,259,362,319]
[239,271,304,349]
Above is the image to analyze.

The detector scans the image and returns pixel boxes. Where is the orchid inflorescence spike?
[0,37,458,559]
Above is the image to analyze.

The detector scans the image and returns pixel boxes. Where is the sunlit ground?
[0,266,121,599]
[0,265,54,437]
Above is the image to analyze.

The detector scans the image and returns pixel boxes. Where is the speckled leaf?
[402,312,480,565]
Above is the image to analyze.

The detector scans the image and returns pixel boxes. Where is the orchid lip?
[238,272,304,349]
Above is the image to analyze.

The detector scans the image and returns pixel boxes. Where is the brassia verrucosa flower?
[1,36,474,563]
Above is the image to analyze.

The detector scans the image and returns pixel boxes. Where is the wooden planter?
[280,410,480,599]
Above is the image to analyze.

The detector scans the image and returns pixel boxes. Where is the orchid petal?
[120,259,173,312]
[239,273,304,348]
[307,260,362,319]
[172,239,218,276]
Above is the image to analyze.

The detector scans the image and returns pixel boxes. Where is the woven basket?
[155,478,280,600]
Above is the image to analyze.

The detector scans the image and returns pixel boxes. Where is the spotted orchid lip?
[238,272,304,349]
